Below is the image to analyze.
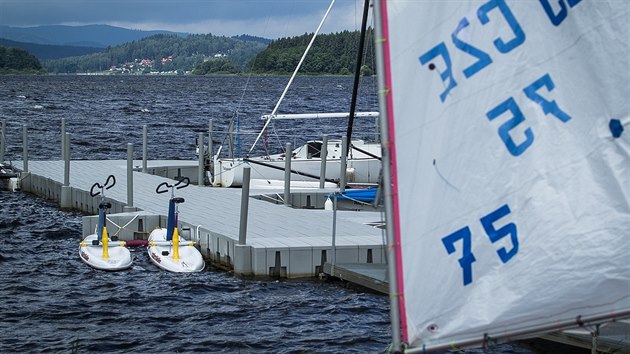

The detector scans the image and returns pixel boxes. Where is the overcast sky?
[0,0,368,38]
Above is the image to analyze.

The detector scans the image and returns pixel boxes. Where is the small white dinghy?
[79,175,132,271]
[147,177,204,273]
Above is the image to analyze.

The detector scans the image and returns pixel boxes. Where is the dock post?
[208,119,213,158]
[126,143,134,209]
[239,166,251,245]
[0,119,5,163]
[61,118,66,161]
[319,135,328,189]
[284,142,292,206]
[22,125,28,172]
[339,136,348,193]
[331,194,338,272]
[63,133,70,186]
[197,132,204,186]
[60,133,72,209]
[235,166,253,275]
[142,125,147,173]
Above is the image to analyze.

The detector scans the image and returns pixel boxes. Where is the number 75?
[441,204,519,286]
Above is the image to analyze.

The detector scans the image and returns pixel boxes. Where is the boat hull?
[79,234,133,271]
[147,229,204,273]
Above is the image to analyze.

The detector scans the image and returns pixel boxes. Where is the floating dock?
[11,159,388,281]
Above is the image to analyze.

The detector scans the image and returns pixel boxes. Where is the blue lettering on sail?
[419,42,458,102]
[452,18,493,79]
[478,0,526,53]
[523,73,572,123]
[487,73,571,156]
[487,97,535,157]
[420,0,525,102]
[442,226,476,286]
[480,204,519,263]
[539,0,583,26]
[442,204,519,286]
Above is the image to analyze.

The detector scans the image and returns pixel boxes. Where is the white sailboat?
[211,0,382,188]
[374,0,630,352]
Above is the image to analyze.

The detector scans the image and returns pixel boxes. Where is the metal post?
[64,133,70,186]
[284,142,292,206]
[208,119,213,158]
[331,195,338,271]
[238,166,251,245]
[339,136,348,193]
[22,125,28,172]
[142,125,148,173]
[319,135,328,189]
[197,132,204,186]
[61,118,66,161]
[127,143,133,207]
[0,119,6,163]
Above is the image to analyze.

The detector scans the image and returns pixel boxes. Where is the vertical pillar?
[208,119,213,158]
[239,166,251,245]
[331,195,338,271]
[284,142,292,206]
[339,136,348,193]
[60,133,72,209]
[64,133,70,186]
[22,125,28,172]
[0,119,6,163]
[197,132,204,186]
[61,118,66,161]
[127,143,133,208]
[319,135,328,189]
[142,125,148,173]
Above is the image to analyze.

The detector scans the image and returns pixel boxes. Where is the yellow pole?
[102,226,109,259]
[172,227,180,260]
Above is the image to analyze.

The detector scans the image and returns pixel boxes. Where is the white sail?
[376,0,630,350]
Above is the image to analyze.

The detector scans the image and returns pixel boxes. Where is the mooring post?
[208,119,213,158]
[284,142,292,206]
[127,143,134,208]
[60,133,72,209]
[61,118,66,161]
[331,194,338,272]
[0,119,6,163]
[22,124,28,172]
[142,124,148,173]
[339,136,348,193]
[197,132,204,186]
[319,135,328,189]
[239,166,251,245]
[235,166,253,276]
[64,133,70,186]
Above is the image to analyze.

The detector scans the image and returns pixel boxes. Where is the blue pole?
[166,198,176,241]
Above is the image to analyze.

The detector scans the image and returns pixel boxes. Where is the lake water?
[0,75,534,353]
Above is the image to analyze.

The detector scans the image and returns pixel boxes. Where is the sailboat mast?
[345,0,370,156]
[373,0,404,351]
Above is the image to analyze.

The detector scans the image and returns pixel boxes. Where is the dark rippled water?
[0,76,534,353]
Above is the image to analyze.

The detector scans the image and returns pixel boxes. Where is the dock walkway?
[14,159,387,279]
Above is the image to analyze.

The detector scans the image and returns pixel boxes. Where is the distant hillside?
[0,45,46,74]
[44,33,267,74]
[249,29,375,75]
[0,25,187,48]
[231,34,272,45]
[0,38,103,60]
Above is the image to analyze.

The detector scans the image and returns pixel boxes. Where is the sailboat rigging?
[375,0,629,352]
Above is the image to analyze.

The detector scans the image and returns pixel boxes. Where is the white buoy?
[324,197,333,211]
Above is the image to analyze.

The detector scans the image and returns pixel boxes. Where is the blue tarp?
[333,188,378,202]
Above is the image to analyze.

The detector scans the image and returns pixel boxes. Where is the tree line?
[43,34,267,74]
[246,29,376,76]
[0,45,46,74]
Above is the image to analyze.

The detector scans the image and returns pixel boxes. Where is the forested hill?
[44,34,267,74]
[0,45,46,74]
[248,29,375,75]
